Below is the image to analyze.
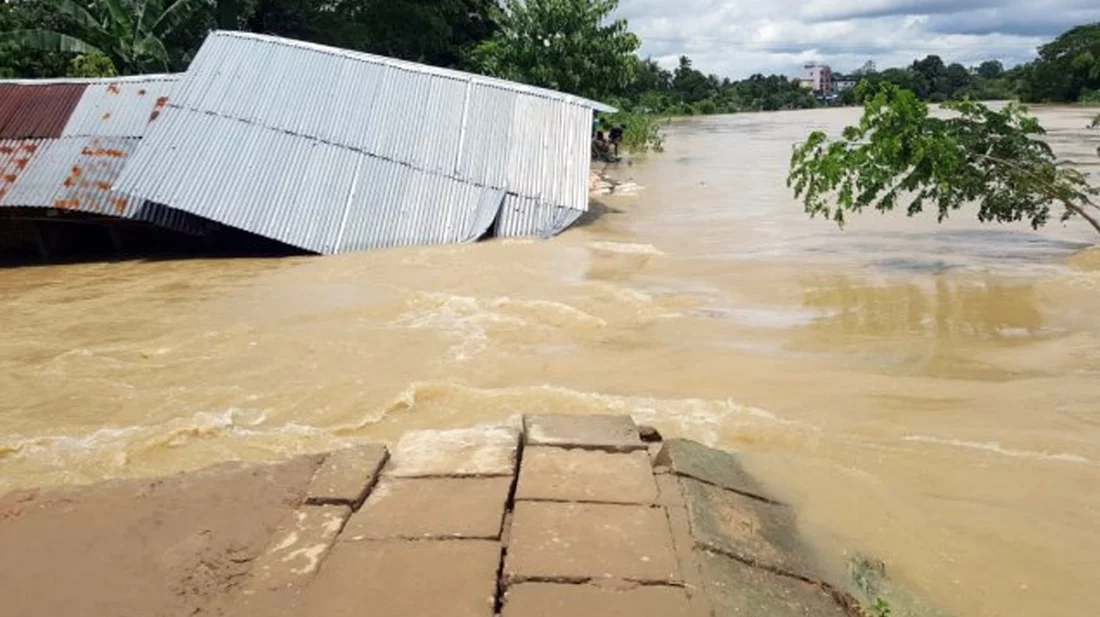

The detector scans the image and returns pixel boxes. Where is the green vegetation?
[3,0,1100,157]
[842,54,1016,104]
[69,52,118,77]
[0,0,203,73]
[602,109,664,152]
[870,597,893,617]
[470,0,639,101]
[1017,23,1100,103]
[789,83,1100,237]
[612,56,816,115]
[839,23,1100,105]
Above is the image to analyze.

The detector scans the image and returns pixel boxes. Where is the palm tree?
[0,0,202,74]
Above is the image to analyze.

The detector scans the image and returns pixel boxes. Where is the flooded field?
[2,106,1098,617]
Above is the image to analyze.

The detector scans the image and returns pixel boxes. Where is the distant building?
[801,63,832,95]
[833,78,858,92]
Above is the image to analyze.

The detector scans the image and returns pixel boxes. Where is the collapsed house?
[0,31,612,259]
[0,74,215,256]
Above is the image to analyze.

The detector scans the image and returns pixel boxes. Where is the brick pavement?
[225,415,862,617]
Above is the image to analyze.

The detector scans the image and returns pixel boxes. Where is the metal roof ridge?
[211,30,617,113]
[0,74,181,86]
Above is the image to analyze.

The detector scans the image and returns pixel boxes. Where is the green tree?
[241,0,497,67]
[0,0,203,73]
[911,54,946,99]
[68,52,117,76]
[1018,22,1100,102]
[0,0,74,77]
[977,60,1004,79]
[470,0,640,100]
[788,84,1100,236]
[671,56,712,104]
[944,62,971,97]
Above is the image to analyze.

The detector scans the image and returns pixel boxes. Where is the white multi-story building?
[801,63,832,94]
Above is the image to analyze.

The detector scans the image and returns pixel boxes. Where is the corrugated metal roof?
[0,136,206,234]
[0,74,204,234]
[0,84,87,139]
[2,137,137,215]
[114,31,605,254]
[0,139,43,203]
[61,77,178,137]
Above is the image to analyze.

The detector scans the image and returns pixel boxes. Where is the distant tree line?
[614,56,817,115]
[1,1,1098,153]
[841,23,1100,105]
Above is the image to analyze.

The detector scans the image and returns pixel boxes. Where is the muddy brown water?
[2,106,1098,617]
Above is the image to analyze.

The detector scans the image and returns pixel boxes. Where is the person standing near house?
[608,124,625,157]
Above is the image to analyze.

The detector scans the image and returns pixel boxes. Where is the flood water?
[2,106,1099,616]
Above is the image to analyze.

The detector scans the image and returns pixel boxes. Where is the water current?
[2,106,1099,617]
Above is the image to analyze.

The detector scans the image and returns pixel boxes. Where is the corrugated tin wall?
[114,31,604,254]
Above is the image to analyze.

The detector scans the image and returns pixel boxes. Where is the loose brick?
[341,477,511,541]
[505,501,680,584]
[524,414,644,451]
[516,448,657,504]
[385,426,519,477]
[305,444,387,508]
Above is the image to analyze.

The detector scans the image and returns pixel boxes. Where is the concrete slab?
[505,501,680,584]
[524,414,644,451]
[515,448,658,504]
[655,439,776,502]
[341,477,511,540]
[244,505,350,590]
[665,506,711,617]
[655,473,684,507]
[305,444,388,508]
[697,549,850,617]
[502,583,692,617]
[299,540,500,617]
[680,477,820,580]
[385,426,519,477]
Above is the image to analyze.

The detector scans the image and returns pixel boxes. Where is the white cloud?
[613,0,1100,78]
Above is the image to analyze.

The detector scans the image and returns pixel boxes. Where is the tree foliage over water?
[788,84,1100,237]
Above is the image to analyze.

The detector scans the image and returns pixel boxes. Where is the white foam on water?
[588,241,665,256]
[391,292,608,361]
[902,434,1096,466]
[0,407,355,490]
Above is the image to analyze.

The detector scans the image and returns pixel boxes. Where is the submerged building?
[0,31,613,259]
[0,74,217,256]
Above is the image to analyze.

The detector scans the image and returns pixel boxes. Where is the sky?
[613,0,1100,79]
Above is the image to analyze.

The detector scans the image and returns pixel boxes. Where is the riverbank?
[0,414,875,617]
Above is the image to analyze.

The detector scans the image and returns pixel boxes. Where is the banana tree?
[0,0,202,73]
